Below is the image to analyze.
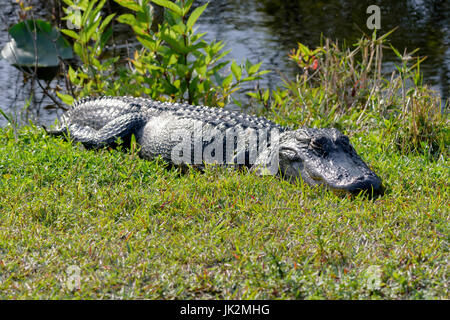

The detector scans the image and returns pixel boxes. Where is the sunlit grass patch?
[0,126,448,299]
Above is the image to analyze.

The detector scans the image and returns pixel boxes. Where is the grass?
[0,124,448,299]
[1,1,448,300]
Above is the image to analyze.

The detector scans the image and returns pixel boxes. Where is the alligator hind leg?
[65,112,147,149]
[44,125,68,137]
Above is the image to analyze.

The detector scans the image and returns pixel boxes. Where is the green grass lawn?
[0,125,448,299]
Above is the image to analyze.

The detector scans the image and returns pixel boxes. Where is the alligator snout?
[330,174,384,197]
[305,165,384,197]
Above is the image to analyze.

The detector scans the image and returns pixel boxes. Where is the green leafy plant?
[249,29,448,156]
[58,0,269,108]
[114,0,269,106]
[58,0,117,104]
[391,85,448,155]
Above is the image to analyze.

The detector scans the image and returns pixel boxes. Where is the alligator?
[48,96,384,197]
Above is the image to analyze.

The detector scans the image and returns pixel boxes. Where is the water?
[194,0,449,101]
[0,0,62,127]
[0,0,448,127]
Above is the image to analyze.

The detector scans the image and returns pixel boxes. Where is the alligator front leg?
[64,113,147,149]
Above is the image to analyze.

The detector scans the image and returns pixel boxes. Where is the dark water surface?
[0,0,448,127]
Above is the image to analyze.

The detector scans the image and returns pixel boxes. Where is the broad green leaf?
[99,13,116,33]
[256,70,271,76]
[187,41,207,52]
[151,0,183,16]
[186,3,208,31]
[168,54,178,65]
[176,64,189,77]
[172,23,186,35]
[68,65,77,81]
[56,92,75,105]
[248,61,262,75]
[100,26,113,49]
[92,0,108,21]
[61,28,79,40]
[77,0,90,10]
[182,0,195,16]
[73,42,83,58]
[91,56,102,69]
[161,30,186,53]
[263,89,269,101]
[137,35,156,51]
[191,32,206,42]
[117,13,137,26]
[212,49,231,64]
[113,0,143,12]
[222,74,233,87]
[230,60,241,81]
[62,0,74,6]
[244,59,252,73]
[81,0,97,25]
[210,61,230,74]
[83,19,101,42]
[195,64,207,77]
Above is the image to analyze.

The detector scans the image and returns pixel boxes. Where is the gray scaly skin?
[48,96,384,197]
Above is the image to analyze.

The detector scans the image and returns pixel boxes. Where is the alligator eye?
[296,138,310,145]
[294,130,311,143]
[310,137,327,150]
[310,140,321,150]
[310,137,329,156]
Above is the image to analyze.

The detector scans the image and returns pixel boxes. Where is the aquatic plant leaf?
[1,19,73,68]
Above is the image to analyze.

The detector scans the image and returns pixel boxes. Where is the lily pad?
[1,19,73,80]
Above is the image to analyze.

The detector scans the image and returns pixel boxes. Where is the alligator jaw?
[302,153,384,198]
[279,128,384,198]
[310,170,385,198]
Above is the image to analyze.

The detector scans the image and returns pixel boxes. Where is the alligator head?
[254,128,384,197]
